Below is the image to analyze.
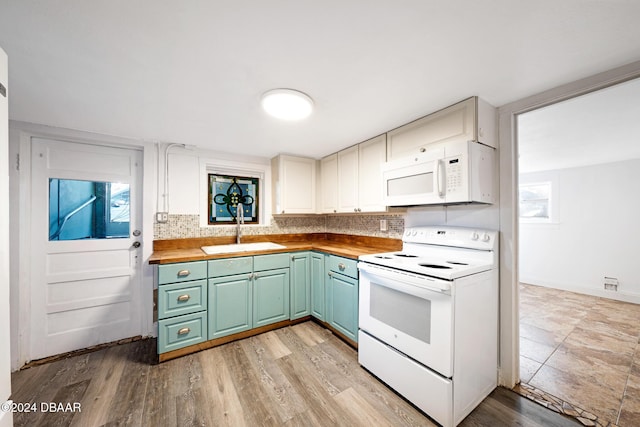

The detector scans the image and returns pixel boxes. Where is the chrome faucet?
[236,203,244,244]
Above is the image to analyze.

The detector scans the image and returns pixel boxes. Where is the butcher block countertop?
[149,233,402,264]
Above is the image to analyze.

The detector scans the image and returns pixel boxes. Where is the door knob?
[132,241,141,248]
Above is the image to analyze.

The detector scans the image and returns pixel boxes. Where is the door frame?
[9,122,158,369]
[497,59,640,388]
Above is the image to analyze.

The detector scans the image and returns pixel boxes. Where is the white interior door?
[30,138,143,360]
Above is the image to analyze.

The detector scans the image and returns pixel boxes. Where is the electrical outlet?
[380,219,388,232]
[156,212,169,223]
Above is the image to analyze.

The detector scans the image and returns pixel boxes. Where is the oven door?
[358,262,453,378]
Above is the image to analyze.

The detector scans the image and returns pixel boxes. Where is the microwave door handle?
[436,159,445,197]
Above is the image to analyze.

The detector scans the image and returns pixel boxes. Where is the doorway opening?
[516,77,640,426]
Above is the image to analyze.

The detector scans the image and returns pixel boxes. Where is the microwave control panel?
[446,158,462,192]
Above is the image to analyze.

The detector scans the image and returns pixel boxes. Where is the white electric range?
[357,226,499,427]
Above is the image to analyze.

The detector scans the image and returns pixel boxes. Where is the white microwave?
[382,140,495,206]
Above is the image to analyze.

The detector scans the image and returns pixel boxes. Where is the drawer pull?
[338,263,346,271]
[177,270,191,277]
[177,294,191,302]
[177,327,191,335]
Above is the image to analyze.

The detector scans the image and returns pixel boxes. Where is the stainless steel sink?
[201,242,286,255]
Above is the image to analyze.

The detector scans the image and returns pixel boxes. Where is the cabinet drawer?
[158,261,207,285]
[208,257,253,277]
[328,255,358,279]
[158,311,207,354]
[254,253,290,271]
[158,280,207,320]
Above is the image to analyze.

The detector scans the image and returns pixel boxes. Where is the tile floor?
[519,283,640,426]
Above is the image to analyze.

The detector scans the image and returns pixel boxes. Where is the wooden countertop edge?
[149,233,402,264]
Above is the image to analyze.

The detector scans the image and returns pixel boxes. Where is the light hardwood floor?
[11,321,579,426]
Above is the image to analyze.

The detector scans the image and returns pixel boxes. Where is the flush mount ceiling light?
[261,88,314,120]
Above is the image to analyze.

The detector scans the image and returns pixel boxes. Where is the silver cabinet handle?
[419,147,426,152]
[328,272,333,277]
[338,263,346,271]
[177,270,190,277]
[177,327,191,335]
[291,255,295,261]
[177,294,190,302]
[248,273,254,279]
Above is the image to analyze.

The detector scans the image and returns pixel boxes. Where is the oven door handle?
[358,263,451,294]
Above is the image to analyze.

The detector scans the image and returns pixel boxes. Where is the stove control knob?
[411,230,418,236]
[471,232,479,241]
[404,230,411,237]
[481,233,491,242]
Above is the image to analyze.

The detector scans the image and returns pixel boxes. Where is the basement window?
[519,182,552,222]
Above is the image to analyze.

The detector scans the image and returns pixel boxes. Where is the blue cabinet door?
[310,252,325,320]
[208,274,252,339]
[290,252,311,320]
[253,268,290,327]
[328,271,358,342]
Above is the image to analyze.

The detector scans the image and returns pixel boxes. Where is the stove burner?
[419,263,452,269]
[394,253,418,258]
[374,256,393,259]
[446,261,468,265]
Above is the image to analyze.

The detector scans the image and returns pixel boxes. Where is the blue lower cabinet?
[158,311,207,353]
[327,254,359,342]
[310,252,326,320]
[290,252,311,320]
[253,268,290,327]
[157,280,207,319]
[208,274,252,339]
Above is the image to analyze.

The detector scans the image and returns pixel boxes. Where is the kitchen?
[2,1,640,426]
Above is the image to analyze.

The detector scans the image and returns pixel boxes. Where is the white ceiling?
[1,1,640,159]
[518,77,640,173]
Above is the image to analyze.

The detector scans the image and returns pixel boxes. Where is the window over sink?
[208,173,259,225]
[200,156,269,227]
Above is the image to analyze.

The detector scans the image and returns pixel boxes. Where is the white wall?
[519,159,640,302]
[0,46,13,427]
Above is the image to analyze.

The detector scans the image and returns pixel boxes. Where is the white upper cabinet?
[271,155,316,214]
[386,97,496,161]
[357,134,387,212]
[321,134,387,213]
[337,145,359,212]
[320,154,338,213]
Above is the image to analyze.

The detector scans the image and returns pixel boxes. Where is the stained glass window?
[208,174,259,224]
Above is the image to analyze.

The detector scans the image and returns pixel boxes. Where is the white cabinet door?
[320,153,338,213]
[386,97,495,161]
[337,145,359,212]
[271,155,316,214]
[358,134,386,212]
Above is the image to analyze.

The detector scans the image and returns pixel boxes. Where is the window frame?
[199,157,270,228]
[519,181,553,223]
